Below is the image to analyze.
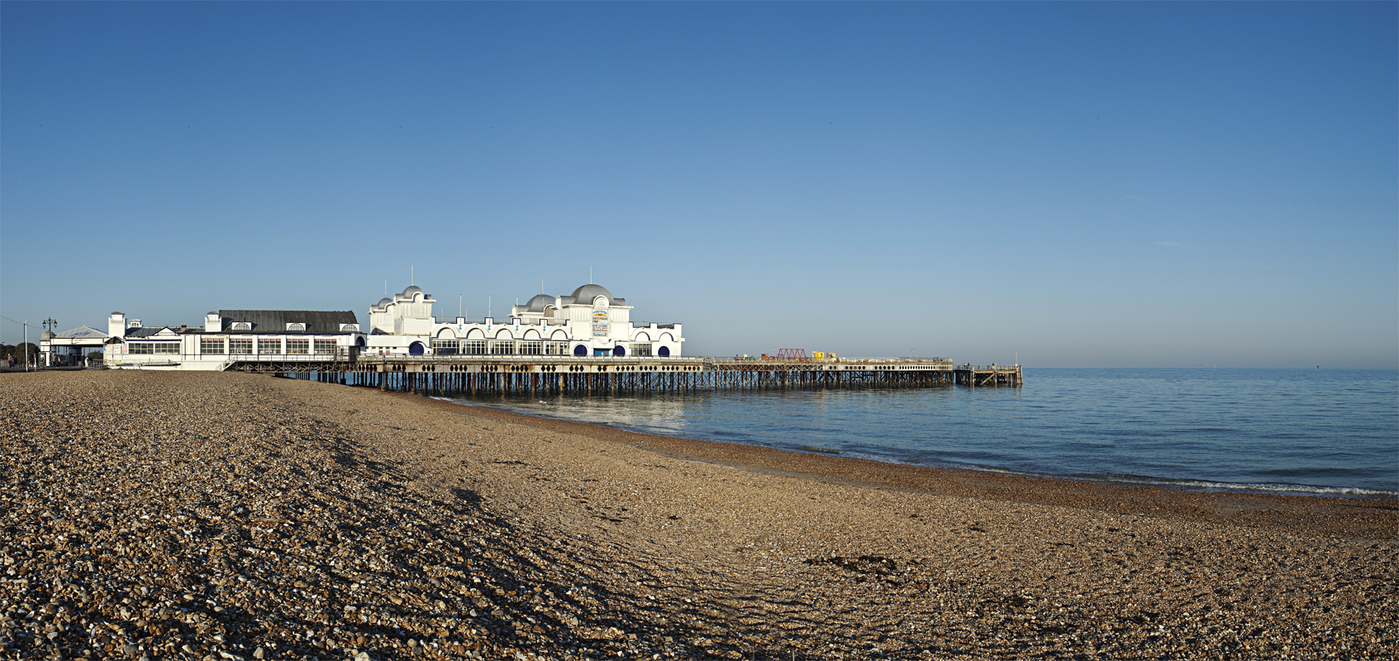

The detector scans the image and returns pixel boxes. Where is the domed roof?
[41,330,55,340]
[526,294,555,312]
[376,297,392,309]
[570,283,613,305]
[402,285,424,297]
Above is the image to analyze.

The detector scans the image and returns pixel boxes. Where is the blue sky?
[3,2,1395,367]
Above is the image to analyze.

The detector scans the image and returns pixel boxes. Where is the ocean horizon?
[442,367,1399,497]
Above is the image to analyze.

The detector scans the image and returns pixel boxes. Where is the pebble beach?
[2,370,1395,660]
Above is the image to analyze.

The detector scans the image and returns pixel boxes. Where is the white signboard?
[592,310,609,337]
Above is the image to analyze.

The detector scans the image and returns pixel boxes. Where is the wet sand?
[2,370,1395,660]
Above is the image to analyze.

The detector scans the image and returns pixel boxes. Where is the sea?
[444,368,1399,497]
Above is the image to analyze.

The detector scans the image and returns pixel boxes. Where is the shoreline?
[4,370,1396,660]
[419,392,1398,541]
[441,393,1399,500]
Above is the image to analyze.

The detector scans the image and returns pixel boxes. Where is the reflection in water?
[446,369,1398,495]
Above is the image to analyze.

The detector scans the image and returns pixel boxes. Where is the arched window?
[409,342,425,355]
[613,346,626,357]
[573,344,588,357]
[658,346,670,357]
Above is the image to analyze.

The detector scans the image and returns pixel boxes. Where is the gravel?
[2,370,1394,660]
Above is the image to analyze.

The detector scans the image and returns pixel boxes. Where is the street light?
[42,318,57,368]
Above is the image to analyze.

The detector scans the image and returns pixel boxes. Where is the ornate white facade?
[92,281,684,368]
[363,283,684,358]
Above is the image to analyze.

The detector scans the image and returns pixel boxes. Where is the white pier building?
[102,310,362,370]
[364,283,684,358]
[98,281,682,369]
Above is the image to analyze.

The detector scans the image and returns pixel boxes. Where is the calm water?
[446,368,1399,496]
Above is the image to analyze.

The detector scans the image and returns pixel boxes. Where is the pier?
[229,354,1023,394]
[954,364,1026,387]
[95,283,1027,393]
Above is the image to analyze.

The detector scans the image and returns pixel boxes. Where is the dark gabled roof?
[125,327,183,338]
[217,310,358,334]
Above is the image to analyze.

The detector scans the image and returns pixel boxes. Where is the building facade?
[39,326,108,367]
[97,281,682,368]
[364,283,684,358]
[103,310,362,370]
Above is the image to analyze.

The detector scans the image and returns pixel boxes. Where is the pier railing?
[708,356,954,365]
[254,354,1019,395]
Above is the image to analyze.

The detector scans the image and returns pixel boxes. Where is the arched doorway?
[573,344,588,357]
[409,342,425,355]
[613,346,626,357]
[658,346,670,357]
[356,337,366,348]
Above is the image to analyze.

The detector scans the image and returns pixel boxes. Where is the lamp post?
[42,318,57,367]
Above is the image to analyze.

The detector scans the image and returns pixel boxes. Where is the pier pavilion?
[98,280,686,369]
[101,310,362,370]
[365,283,684,359]
[89,279,1022,389]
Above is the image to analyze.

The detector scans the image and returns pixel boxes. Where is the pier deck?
[233,354,1022,394]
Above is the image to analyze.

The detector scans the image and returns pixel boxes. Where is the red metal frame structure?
[775,348,808,360]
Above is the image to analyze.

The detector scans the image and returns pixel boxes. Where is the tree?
[1,343,38,366]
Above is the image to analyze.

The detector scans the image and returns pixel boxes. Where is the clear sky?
[2,2,1395,367]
